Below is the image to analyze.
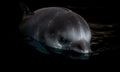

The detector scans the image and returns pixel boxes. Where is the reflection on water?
[89,23,115,57]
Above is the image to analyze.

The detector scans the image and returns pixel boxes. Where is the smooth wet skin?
[20,7,92,60]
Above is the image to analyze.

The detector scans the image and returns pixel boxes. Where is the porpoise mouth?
[62,50,91,60]
[48,47,92,60]
[69,53,91,60]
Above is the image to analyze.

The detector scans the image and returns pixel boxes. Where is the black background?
[5,0,120,69]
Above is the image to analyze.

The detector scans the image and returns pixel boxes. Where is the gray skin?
[19,7,92,56]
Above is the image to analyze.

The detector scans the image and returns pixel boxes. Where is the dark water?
[6,1,120,68]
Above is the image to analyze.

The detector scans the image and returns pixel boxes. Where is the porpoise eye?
[58,36,71,44]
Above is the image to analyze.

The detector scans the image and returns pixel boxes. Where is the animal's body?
[19,7,92,59]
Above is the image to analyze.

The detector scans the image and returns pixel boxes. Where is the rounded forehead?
[46,12,83,34]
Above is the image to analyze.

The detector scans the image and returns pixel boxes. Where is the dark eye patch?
[58,36,71,44]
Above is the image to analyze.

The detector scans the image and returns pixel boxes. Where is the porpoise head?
[20,7,92,60]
